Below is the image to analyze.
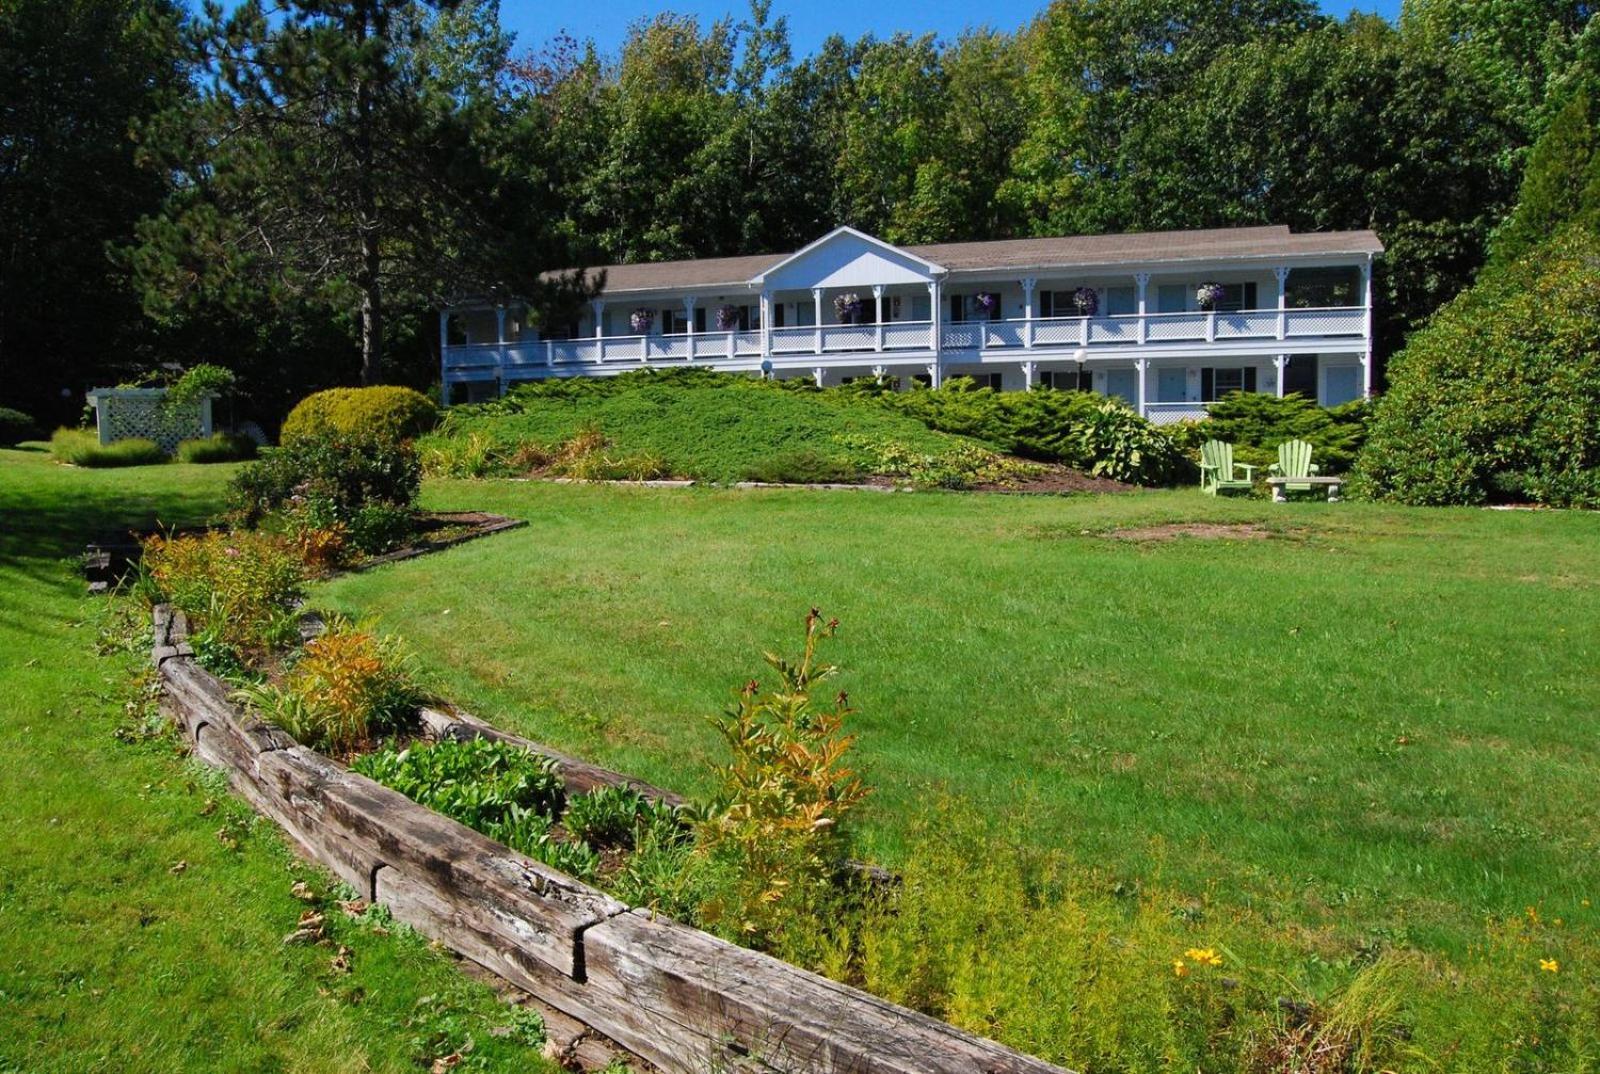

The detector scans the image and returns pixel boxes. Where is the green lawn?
[320,479,1600,964]
[0,448,560,1073]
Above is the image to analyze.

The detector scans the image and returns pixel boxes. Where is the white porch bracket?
[1274,266,1290,340]
[1021,360,1037,392]
[872,285,886,352]
[926,361,941,389]
[871,364,887,382]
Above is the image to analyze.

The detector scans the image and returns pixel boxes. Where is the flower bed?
[150,605,1067,1074]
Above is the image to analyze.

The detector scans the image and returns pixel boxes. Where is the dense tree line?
[0,0,1593,427]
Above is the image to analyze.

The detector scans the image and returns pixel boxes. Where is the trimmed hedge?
[0,406,35,446]
[1354,226,1600,506]
[280,386,438,446]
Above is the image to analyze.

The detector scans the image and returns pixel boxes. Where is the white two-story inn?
[439,224,1382,423]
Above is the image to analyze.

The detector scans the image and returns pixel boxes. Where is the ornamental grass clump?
[694,609,869,948]
[140,528,308,655]
[235,618,426,753]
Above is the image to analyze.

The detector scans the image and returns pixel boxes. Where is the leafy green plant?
[235,619,426,751]
[353,738,566,837]
[564,785,684,850]
[695,609,868,947]
[176,432,257,464]
[140,528,308,654]
[0,406,36,446]
[49,428,167,467]
[229,434,420,554]
[741,449,864,484]
[281,386,439,447]
[835,434,1042,489]
[165,363,236,409]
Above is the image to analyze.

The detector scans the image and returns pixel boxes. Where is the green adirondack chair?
[1199,439,1255,495]
[1269,439,1320,493]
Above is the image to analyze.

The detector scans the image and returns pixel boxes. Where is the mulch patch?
[973,465,1136,495]
[1106,522,1272,542]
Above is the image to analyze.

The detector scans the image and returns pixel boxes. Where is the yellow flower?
[1526,905,1541,924]
[1540,959,1560,973]
[1583,899,1591,908]
[1185,947,1223,967]
[1172,959,1189,977]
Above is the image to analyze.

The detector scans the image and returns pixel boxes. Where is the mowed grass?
[320,479,1600,961]
[0,448,559,1073]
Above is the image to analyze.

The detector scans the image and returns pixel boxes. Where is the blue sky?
[496,0,1401,58]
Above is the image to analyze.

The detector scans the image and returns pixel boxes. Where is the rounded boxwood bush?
[0,406,36,446]
[1354,226,1600,506]
[281,386,438,446]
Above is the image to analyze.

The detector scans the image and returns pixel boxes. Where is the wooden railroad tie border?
[150,606,1071,1074]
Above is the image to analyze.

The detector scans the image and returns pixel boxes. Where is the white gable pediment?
[755,227,942,291]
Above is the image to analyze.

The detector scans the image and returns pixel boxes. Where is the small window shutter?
[774,303,785,328]
[950,294,964,323]
[1244,366,1258,392]
[990,298,1003,322]
[1244,282,1258,310]
[911,294,930,321]
[1201,368,1214,400]
[1040,291,1054,318]
[694,307,706,333]
[739,306,751,331]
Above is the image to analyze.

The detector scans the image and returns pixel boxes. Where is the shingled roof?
[566,225,1383,295]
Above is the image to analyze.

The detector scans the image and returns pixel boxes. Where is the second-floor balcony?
[443,306,1369,374]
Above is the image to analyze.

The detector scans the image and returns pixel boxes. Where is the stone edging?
[151,606,1071,1074]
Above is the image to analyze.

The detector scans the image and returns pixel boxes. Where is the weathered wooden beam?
[582,909,1067,1074]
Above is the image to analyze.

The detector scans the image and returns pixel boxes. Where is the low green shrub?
[140,528,307,655]
[176,433,258,464]
[0,406,36,445]
[235,619,426,752]
[1183,392,1369,473]
[564,785,683,851]
[281,386,439,447]
[741,449,865,484]
[49,428,167,468]
[836,435,1045,489]
[229,435,420,554]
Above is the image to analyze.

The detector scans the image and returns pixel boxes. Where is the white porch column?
[813,366,825,388]
[811,288,825,354]
[759,291,772,360]
[438,310,450,404]
[1134,272,1150,345]
[1021,277,1037,349]
[926,362,941,389]
[927,278,942,379]
[592,299,606,338]
[1361,257,1374,398]
[1135,358,1148,418]
[873,285,885,351]
[683,296,697,358]
[871,364,887,381]
[1274,266,1290,340]
[1273,354,1288,398]
[495,306,508,381]
[1022,360,1037,392]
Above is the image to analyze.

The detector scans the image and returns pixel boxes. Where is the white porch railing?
[443,306,1368,380]
[1143,401,1214,425]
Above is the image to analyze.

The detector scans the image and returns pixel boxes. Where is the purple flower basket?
[833,292,862,323]
[714,305,740,332]
[1196,283,1227,311]
[1072,287,1098,316]
[974,292,997,314]
[630,308,655,334]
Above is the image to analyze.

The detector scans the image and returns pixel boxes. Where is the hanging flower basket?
[630,308,655,334]
[833,292,862,323]
[1072,287,1098,317]
[974,292,997,315]
[714,305,740,332]
[1196,282,1227,311]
